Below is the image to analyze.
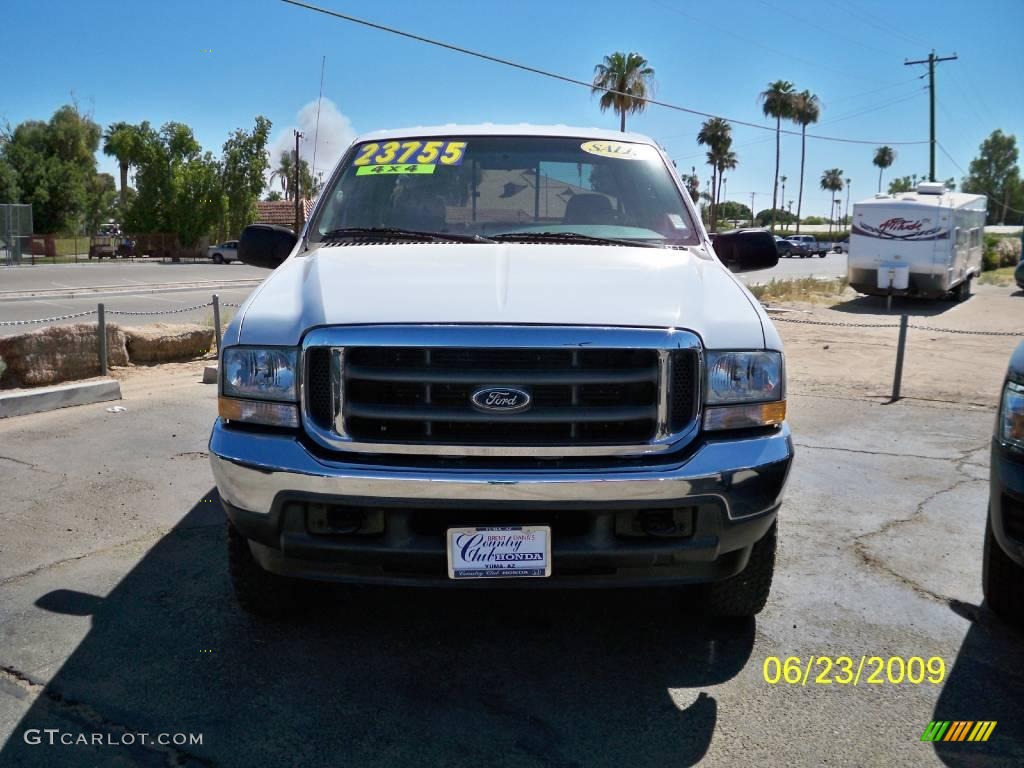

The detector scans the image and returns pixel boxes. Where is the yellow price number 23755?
[353,140,467,167]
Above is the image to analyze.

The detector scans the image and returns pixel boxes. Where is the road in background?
[0,260,267,295]
[0,286,257,335]
[739,251,847,285]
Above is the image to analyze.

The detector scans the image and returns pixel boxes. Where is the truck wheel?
[983,514,1024,627]
[227,521,298,619]
[703,521,777,617]
[213,253,224,264]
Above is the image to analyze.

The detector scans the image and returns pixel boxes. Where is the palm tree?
[102,122,142,209]
[591,52,655,132]
[714,149,738,225]
[790,90,820,234]
[779,175,788,229]
[697,117,732,227]
[270,150,294,200]
[759,80,796,230]
[820,168,844,235]
[872,146,895,193]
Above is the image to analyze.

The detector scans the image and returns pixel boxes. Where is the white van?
[848,182,986,301]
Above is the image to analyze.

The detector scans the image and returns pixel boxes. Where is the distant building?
[254,200,314,232]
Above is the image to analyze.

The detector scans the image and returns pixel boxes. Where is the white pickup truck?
[210,125,794,618]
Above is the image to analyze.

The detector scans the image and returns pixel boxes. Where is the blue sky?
[6,0,1022,217]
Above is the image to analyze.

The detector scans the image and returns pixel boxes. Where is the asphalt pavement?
[739,250,847,284]
[0,363,1020,766]
[0,260,267,294]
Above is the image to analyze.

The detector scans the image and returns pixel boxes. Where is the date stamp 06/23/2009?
[762,656,946,686]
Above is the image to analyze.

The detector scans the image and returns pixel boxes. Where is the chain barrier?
[771,315,1021,337]
[0,310,98,327]
[106,302,215,317]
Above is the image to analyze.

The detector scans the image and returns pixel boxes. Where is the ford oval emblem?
[471,386,532,413]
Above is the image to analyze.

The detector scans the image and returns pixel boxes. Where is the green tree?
[697,117,733,227]
[820,168,844,235]
[0,157,18,203]
[83,172,117,234]
[125,121,224,249]
[265,190,283,202]
[2,105,101,233]
[961,129,1021,224]
[888,175,914,194]
[221,116,272,238]
[591,52,655,132]
[872,146,895,193]
[718,200,752,222]
[102,122,145,208]
[270,150,294,199]
[760,80,796,229]
[790,90,820,234]
[755,208,797,226]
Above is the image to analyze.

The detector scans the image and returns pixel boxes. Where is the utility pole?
[293,129,304,233]
[844,178,851,228]
[750,192,756,228]
[904,50,957,182]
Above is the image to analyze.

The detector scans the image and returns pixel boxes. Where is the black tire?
[227,521,299,619]
[782,249,791,258]
[703,521,777,617]
[983,513,1024,627]
[213,252,225,264]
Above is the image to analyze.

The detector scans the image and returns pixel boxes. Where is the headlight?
[222,347,298,401]
[705,351,783,404]
[999,381,1024,450]
[704,350,785,431]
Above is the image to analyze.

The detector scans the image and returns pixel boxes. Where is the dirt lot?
[768,283,1023,406]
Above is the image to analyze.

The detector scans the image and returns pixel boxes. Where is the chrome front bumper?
[209,420,794,520]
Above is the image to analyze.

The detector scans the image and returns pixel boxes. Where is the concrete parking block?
[0,378,121,419]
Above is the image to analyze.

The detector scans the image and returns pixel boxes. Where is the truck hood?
[231,242,769,349]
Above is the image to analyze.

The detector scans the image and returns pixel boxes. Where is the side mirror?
[238,224,297,269]
[710,228,779,272]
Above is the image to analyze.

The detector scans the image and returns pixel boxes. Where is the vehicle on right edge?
[985,340,1024,627]
[847,182,986,301]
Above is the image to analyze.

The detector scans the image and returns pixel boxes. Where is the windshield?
[308,135,699,246]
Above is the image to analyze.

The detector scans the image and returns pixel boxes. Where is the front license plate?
[446,526,552,579]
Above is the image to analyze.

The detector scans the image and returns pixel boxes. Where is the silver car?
[208,240,239,264]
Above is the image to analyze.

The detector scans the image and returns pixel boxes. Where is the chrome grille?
[300,326,702,458]
[342,347,659,445]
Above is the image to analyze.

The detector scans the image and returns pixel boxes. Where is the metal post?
[891,314,908,401]
[212,293,222,357]
[98,303,107,376]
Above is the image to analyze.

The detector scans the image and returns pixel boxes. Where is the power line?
[278,0,928,147]
[904,50,958,181]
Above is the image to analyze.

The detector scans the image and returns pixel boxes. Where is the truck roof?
[353,123,659,146]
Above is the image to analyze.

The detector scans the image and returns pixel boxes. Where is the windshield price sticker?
[580,140,645,160]
[447,526,552,579]
[356,164,437,176]
[353,140,467,167]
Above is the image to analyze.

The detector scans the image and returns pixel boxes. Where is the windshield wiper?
[321,227,494,244]
[490,231,663,248]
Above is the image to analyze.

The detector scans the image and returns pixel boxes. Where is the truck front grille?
[301,327,702,456]
[341,347,659,445]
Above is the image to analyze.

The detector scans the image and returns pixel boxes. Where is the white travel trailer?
[848,182,986,301]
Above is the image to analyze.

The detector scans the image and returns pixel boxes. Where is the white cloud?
[267,98,356,192]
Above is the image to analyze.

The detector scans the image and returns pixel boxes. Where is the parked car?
[88,235,118,259]
[833,237,849,254]
[774,235,809,258]
[212,125,793,619]
[785,234,828,258]
[208,240,239,264]
[984,341,1024,627]
[1015,258,1024,290]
